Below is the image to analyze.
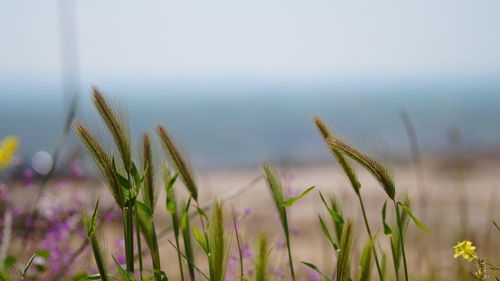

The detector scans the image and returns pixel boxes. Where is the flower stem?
[394,200,409,281]
[358,195,384,281]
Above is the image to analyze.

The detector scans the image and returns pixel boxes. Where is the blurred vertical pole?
[38,0,80,189]
[399,110,428,277]
[399,111,427,215]
[22,0,80,246]
[58,0,80,100]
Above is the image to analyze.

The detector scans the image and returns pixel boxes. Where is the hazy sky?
[1,0,500,82]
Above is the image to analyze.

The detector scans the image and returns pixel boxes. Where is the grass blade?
[82,201,109,281]
[358,238,374,281]
[398,202,429,233]
[336,220,354,281]
[21,253,36,280]
[283,186,315,207]
[181,199,196,281]
[301,262,333,281]
[262,163,295,281]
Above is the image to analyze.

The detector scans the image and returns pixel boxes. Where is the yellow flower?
[0,136,19,172]
[453,240,477,262]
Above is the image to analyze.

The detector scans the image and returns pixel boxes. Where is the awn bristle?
[142,133,155,210]
[326,137,396,200]
[73,122,124,207]
[314,117,361,195]
[262,163,287,226]
[208,201,230,281]
[91,87,132,173]
[156,125,198,201]
[313,117,396,200]
[255,233,269,281]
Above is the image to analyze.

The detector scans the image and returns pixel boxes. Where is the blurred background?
[1,3,499,279]
[1,0,500,170]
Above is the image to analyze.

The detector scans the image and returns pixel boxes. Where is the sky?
[1,1,500,166]
[1,0,500,85]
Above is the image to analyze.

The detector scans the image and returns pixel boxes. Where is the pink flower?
[70,160,84,179]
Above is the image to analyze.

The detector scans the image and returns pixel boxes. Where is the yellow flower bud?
[0,136,19,172]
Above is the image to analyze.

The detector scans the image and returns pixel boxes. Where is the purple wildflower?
[70,160,84,179]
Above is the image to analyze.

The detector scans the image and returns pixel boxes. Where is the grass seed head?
[91,87,132,173]
[73,121,124,207]
[313,117,361,195]
[157,125,198,201]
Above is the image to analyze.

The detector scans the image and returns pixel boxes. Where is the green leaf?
[329,208,344,226]
[131,162,141,187]
[493,220,500,231]
[381,201,392,236]
[319,192,343,225]
[153,270,169,281]
[21,253,37,280]
[118,174,132,190]
[70,273,88,281]
[318,215,336,249]
[283,186,315,207]
[165,173,178,213]
[319,192,331,211]
[77,274,102,281]
[87,199,100,237]
[136,200,153,217]
[301,261,334,281]
[383,223,393,236]
[381,201,387,221]
[180,197,192,230]
[113,256,133,281]
[196,206,209,222]
[3,256,16,269]
[398,202,429,233]
[192,225,208,253]
[180,210,188,231]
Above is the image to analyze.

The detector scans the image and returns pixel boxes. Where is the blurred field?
[6,153,499,280]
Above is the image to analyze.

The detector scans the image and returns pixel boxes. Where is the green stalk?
[390,238,401,281]
[136,210,144,280]
[314,118,383,281]
[283,212,295,281]
[172,219,184,281]
[136,207,163,281]
[233,217,244,281]
[172,215,185,281]
[262,163,296,281]
[89,234,108,281]
[358,195,384,281]
[124,204,135,274]
[83,200,109,281]
[394,201,409,281]
[182,200,196,281]
[149,220,162,281]
[165,171,185,281]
